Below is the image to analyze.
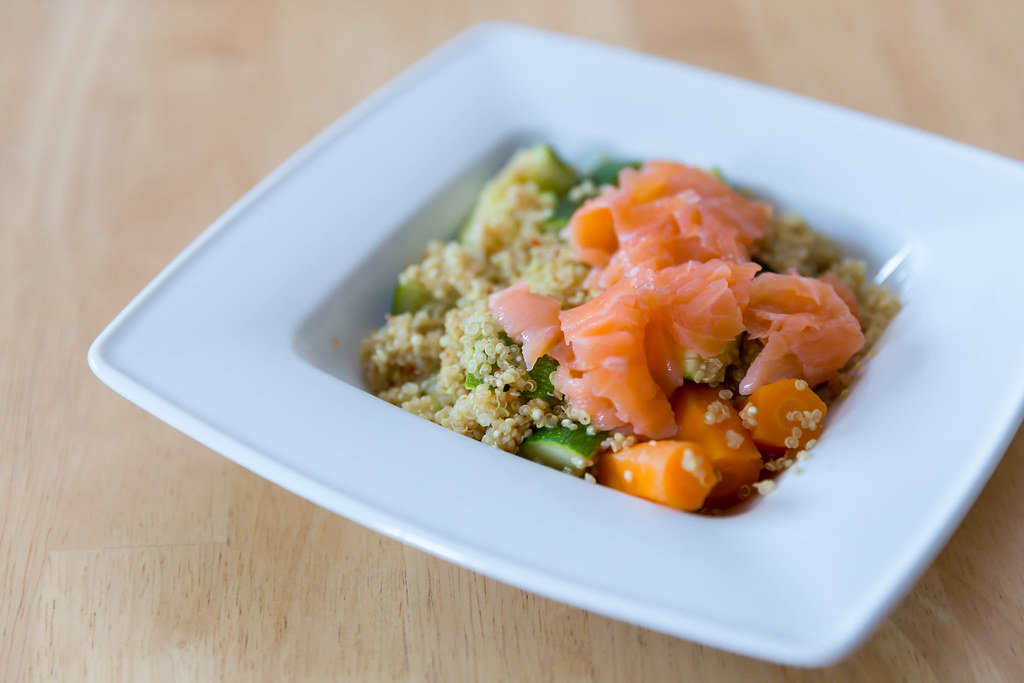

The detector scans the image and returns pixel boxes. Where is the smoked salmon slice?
[623,162,772,247]
[488,282,566,369]
[557,281,676,438]
[490,260,759,439]
[642,260,759,359]
[818,271,861,319]
[740,273,864,395]
[491,159,865,439]
[568,162,769,287]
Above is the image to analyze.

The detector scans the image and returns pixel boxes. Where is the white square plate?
[89,24,1024,666]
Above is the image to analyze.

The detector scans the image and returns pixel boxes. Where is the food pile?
[361,145,900,511]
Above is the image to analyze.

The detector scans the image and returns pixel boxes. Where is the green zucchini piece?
[543,195,582,231]
[464,333,518,390]
[525,355,558,399]
[677,341,739,384]
[512,144,578,194]
[459,144,578,247]
[518,426,606,476]
[391,281,433,314]
[588,159,640,187]
[466,353,557,397]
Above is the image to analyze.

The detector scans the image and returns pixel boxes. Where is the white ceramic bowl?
[89,23,1024,666]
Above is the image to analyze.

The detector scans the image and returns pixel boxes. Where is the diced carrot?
[671,384,762,506]
[742,378,827,454]
[596,440,717,511]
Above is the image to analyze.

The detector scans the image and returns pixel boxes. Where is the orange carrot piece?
[671,384,762,506]
[596,440,717,511]
[743,378,827,454]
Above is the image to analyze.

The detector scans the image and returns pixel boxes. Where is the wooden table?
[4,0,1024,679]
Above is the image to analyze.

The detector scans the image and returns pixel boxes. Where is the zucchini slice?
[588,159,640,187]
[391,281,433,314]
[518,426,605,476]
[525,355,558,399]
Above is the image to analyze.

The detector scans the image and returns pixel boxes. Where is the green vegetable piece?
[677,341,739,384]
[391,281,433,314]
[511,144,578,194]
[518,426,606,476]
[467,352,557,396]
[465,333,518,390]
[525,355,558,399]
[708,165,725,182]
[588,159,640,187]
[459,144,578,248]
[544,195,582,231]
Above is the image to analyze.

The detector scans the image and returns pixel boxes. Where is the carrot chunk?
[742,378,827,454]
[671,384,762,506]
[596,440,717,511]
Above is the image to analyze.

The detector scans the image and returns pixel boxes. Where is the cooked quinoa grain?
[755,211,841,276]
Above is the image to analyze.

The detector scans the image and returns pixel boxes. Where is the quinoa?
[359,149,901,504]
[724,336,764,393]
[681,345,738,384]
[359,173,595,454]
[755,211,842,276]
[361,308,444,393]
[600,431,638,453]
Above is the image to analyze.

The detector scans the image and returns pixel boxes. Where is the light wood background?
[3,0,1024,680]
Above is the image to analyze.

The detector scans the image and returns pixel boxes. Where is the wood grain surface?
[3,0,1024,679]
